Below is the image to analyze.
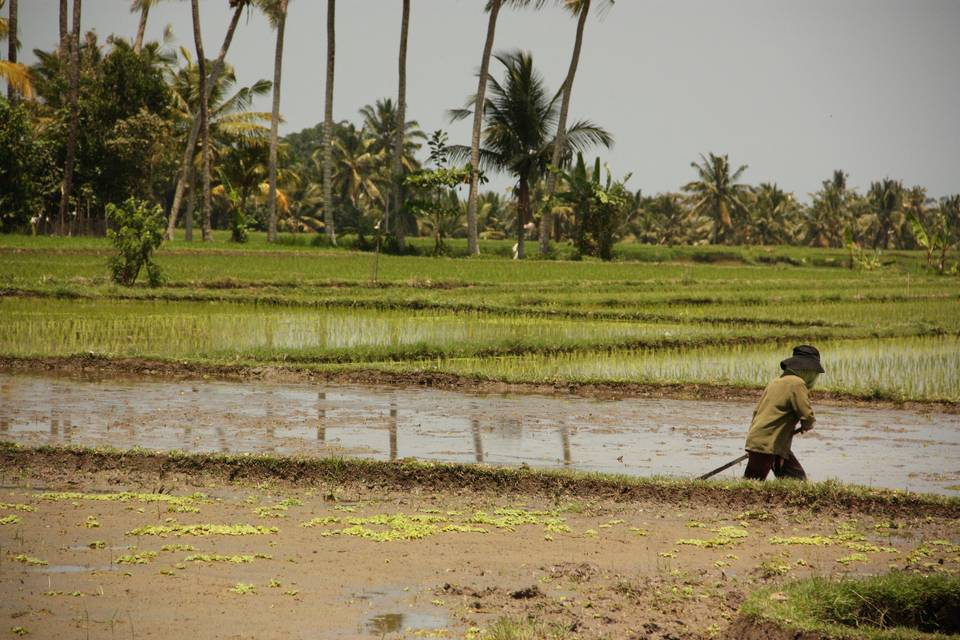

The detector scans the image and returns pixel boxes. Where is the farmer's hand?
[799,420,815,434]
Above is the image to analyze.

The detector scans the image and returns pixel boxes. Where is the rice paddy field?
[2,234,959,640]
[0,233,958,402]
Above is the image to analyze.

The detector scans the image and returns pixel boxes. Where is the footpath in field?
[2,373,958,495]
[1,455,958,640]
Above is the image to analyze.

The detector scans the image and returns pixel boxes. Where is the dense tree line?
[0,2,956,264]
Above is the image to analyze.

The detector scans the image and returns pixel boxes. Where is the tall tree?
[131,0,150,54]
[451,50,611,259]
[6,0,16,103]
[263,0,288,242]
[322,0,336,243]
[189,0,213,241]
[683,152,751,245]
[165,1,246,239]
[464,0,502,256]
[57,0,81,235]
[390,0,410,248]
[867,178,903,249]
[59,0,68,54]
[540,0,613,255]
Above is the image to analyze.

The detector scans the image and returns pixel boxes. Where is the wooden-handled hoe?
[698,427,803,480]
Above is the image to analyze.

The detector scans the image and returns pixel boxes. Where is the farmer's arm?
[790,382,816,433]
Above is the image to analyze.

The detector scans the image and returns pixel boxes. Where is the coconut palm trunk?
[184,166,195,241]
[189,0,213,242]
[465,0,502,256]
[133,1,149,54]
[322,0,336,244]
[59,0,68,54]
[57,0,81,236]
[390,0,410,248]
[6,0,17,103]
[516,175,531,259]
[266,0,288,243]
[540,0,590,255]
[165,4,244,240]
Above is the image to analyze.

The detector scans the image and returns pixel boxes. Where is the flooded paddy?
[1,372,957,495]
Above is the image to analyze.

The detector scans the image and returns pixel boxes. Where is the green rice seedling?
[12,555,47,566]
[0,515,21,525]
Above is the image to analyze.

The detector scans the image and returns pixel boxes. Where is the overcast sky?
[16,0,960,200]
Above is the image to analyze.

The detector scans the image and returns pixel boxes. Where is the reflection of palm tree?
[683,152,750,245]
[451,50,611,258]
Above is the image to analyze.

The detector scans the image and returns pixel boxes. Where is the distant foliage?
[106,198,165,286]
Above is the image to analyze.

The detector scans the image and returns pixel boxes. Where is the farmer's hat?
[780,345,825,373]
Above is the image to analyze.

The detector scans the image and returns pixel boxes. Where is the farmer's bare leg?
[773,453,807,481]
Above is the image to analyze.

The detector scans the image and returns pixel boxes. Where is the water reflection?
[0,372,957,495]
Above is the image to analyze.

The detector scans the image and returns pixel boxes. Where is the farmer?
[743,345,824,481]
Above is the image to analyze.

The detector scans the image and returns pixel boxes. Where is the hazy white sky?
[16,0,960,200]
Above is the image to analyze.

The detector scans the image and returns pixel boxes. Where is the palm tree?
[322,0,336,244]
[188,0,214,241]
[451,50,611,259]
[314,123,385,231]
[57,0,81,235]
[5,0,17,102]
[867,178,903,249]
[390,0,410,248]
[130,0,164,54]
[259,0,289,242]
[540,0,614,255]
[165,0,248,240]
[59,0,67,53]
[683,152,751,245]
[750,183,797,245]
[0,0,32,100]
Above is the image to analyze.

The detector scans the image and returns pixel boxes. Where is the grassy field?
[1,233,958,402]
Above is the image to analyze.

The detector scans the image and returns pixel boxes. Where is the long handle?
[699,427,805,480]
[698,453,749,480]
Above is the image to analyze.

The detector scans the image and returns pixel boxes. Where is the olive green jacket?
[745,374,816,458]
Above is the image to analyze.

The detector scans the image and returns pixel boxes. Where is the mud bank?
[2,444,958,518]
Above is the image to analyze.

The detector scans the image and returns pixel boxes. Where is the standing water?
[0,373,957,495]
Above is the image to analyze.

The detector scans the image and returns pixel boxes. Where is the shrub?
[106,197,165,287]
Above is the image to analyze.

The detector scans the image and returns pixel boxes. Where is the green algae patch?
[0,503,36,512]
[40,491,208,513]
[185,553,271,564]
[736,572,960,639]
[160,543,195,552]
[769,534,834,546]
[228,583,256,595]
[299,507,565,542]
[13,555,47,566]
[115,551,158,565]
[127,523,278,537]
[0,515,21,525]
[677,526,749,549]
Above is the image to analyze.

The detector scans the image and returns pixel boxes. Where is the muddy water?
[1,373,957,495]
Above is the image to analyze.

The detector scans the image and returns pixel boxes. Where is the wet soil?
[1,462,957,640]
[3,355,958,413]
[2,371,958,496]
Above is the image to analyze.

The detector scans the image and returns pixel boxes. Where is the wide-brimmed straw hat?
[780,345,825,373]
